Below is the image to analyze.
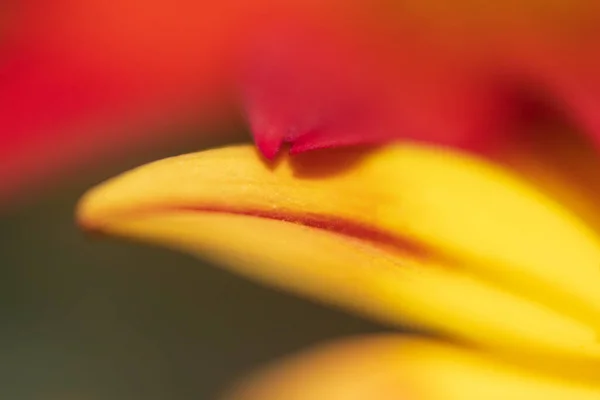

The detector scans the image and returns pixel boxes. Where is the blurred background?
[0,127,382,400]
[4,1,598,398]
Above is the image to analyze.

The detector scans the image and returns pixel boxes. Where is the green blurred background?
[0,128,382,400]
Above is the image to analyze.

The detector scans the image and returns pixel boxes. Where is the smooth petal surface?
[221,335,600,400]
[494,129,600,234]
[5,0,600,204]
[242,21,505,158]
[0,0,339,204]
[78,143,600,360]
[242,1,600,157]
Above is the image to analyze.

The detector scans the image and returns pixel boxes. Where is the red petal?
[4,0,600,204]
[241,22,510,157]
[242,6,600,157]
[0,0,352,204]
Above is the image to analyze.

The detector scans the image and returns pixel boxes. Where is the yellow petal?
[221,335,600,400]
[497,129,600,235]
[77,143,600,360]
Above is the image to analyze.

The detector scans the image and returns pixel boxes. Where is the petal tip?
[254,133,283,160]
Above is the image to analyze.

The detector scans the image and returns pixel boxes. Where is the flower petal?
[241,20,508,158]
[0,0,328,203]
[242,2,600,156]
[495,129,600,233]
[222,335,600,400]
[78,143,600,359]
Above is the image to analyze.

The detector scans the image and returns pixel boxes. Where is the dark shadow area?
[288,145,381,179]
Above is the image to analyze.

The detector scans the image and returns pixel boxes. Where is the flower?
[5,0,600,205]
[0,1,321,203]
[241,0,600,157]
[77,129,600,399]
[8,1,600,396]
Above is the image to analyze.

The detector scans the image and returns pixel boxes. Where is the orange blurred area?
[2,0,600,207]
[0,1,306,205]
[0,0,375,206]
